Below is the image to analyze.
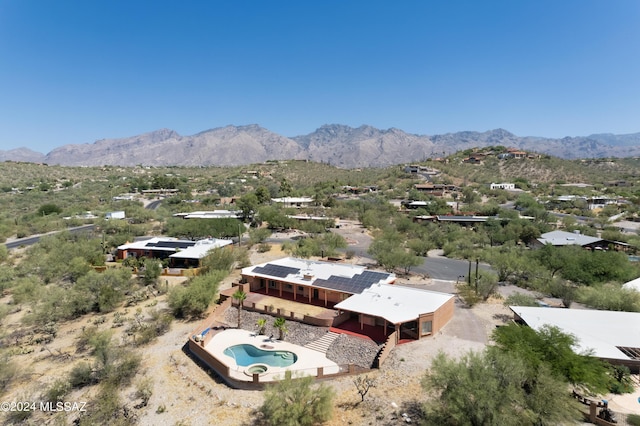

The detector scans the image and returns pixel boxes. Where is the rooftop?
[242,257,396,294]
[536,230,602,246]
[118,237,232,259]
[334,284,453,324]
[510,306,640,361]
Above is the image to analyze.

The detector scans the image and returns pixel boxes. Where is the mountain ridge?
[2,124,640,168]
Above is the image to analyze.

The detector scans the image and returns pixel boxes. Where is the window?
[269,280,277,288]
[421,320,433,336]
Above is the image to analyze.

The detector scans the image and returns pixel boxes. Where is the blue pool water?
[223,344,298,367]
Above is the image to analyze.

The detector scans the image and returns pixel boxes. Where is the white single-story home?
[511,306,640,372]
[117,237,233,267]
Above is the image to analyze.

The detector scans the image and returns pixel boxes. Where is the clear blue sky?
[1,1,639,153]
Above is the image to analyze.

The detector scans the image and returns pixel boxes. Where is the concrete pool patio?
[189,328,346,387]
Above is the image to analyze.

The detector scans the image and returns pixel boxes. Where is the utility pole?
[475,258,479,295]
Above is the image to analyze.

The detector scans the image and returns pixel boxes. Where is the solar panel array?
[252,264,300,278]
[315,270,391,294]
[147,241,196,249]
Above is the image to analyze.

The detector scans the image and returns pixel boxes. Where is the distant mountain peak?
[3,124,639,168]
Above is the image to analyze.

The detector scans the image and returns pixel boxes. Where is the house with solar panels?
[116,237,233,268]
[240,257,454,343]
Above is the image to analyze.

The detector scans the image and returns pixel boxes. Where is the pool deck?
[203,328,340,383]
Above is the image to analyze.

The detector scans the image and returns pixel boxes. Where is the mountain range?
[2,124,640,169]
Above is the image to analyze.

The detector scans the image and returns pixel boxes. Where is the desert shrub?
[258,370,334,426]
[0,304,9,325]
[168,270,225,318]
[135,377,154,408]
[257,243,272,253]
[76,384,130,426]
[200,247,236,273]
[4,398,32,423]
[249,227,272,245]
[10,276,42,305]
[37,203,62,216]
[504,292,539,307]
[69,362,95,388]
[44,378,71,403]
[628,414,640,426]
[576,284,640,312]
[456,271,498,307]
[128,309,172,346]
[0,354,19,393]
[104,351,141,387]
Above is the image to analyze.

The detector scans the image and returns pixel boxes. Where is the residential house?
[271,197,314,208]
[511,306,640,372]
[116,237,233,268]
[531,230,630,251]
[490,183,516,190]
[240,257,454,343]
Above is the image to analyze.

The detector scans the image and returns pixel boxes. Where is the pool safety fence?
[188,337,366,389]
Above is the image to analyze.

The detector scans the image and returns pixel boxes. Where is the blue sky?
[1,1,639,153]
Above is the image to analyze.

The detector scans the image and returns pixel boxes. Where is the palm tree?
[256,318,267,335]
[232,289,247,328]
[274,317,287,341]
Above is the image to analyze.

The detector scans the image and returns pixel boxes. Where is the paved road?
[331,221,492,281]
[4,224,96,250]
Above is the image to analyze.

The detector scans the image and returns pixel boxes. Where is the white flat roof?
[242,257,395,293]
[623,277,640,292]
[537,230,601,246]
[118,237,232,259]
[510,306,640,361]
[173,210,242,219]
[334,284,453,324]
[118,237,179,252]
[169,238,232,259]
[271,197,313,203]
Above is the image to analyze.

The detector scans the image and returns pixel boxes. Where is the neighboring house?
[240,257,454,343]
[531,230,630,251]
[587,196,618,210]
[414,183,458,197]
[401,200,432,210]
[511,306,640,372]
[105,210,126,220]
[271,197,314,208]
[116,237,232,268]
[490,183,515,190]
[287,215,338,227]
[173,210,242,219]
[623,277,640,293]
[506,148,527,159]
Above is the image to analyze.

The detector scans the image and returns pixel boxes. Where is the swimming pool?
[223,344,298,367]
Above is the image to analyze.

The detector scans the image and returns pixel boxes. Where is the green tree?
[255,186,271,204]
[37,203,62,216]
[259,370,333,426]
[279,178,292,197]
[232,289,247,328]
[421,350,578,426]
[274,317,287,341]
[168,270,225,318]
[237,193,259,222]
[491,323,611,393]
[256,318,267,335]
[142,258,162,286]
